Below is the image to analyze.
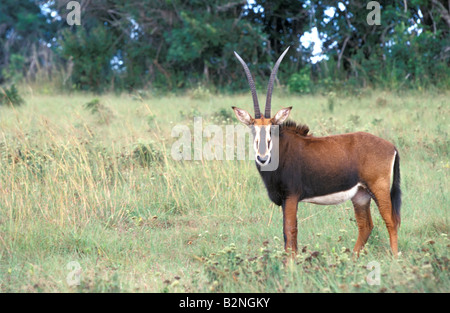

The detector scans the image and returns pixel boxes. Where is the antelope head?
[232,47,292,166]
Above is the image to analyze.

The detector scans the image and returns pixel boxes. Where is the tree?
[312,0,450,88]
[1,0,447,92]
[59,26,115,91]
[244,0,311,79]
[54,0,272,91]
[0,0,56,83]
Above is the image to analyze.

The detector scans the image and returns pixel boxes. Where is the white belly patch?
[302,183,362,205]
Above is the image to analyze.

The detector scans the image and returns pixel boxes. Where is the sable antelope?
[232,47,401,256]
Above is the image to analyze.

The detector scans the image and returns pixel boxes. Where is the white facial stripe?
[253,125,273,166]
[302,183,363,205]
[253,126,261,154]
[254,126,272,154]
[265,125,272,152]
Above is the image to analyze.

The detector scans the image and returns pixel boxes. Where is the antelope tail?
[391,150,402,227]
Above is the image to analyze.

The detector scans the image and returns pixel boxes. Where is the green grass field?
[0,89,448,292]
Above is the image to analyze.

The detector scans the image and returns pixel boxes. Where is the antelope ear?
[232,106,254,126]
[272,107,292,125]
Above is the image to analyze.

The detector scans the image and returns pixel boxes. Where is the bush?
[132,141,163,167]
[0,84,25,107]
[59,26,115,92]
[84,98,114,124]
[211,108,234,123]
[288,67,311,94]
[190,83,212,100]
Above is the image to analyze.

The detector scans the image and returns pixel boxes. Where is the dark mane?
[280,120,311,137]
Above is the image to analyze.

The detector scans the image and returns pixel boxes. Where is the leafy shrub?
[1,54,25,83]
[59,26,115,92]
[211,108,234,123]
[201,243,286,292]
[84,98,114,124]
[179,107,201,120]
[132,141,163,167]
[190,83,211,100]
[9,146,47,177]
[288,67,311,94]
[0,84,25,107]
[84,98,102,113]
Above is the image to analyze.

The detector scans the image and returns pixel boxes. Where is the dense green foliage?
[0,1,449,92]
[313,0,450,90]
[0,84,24,106]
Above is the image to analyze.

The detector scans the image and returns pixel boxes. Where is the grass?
[0,88,448,292]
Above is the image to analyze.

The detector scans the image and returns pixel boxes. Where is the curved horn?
[265,46,290,118]
[234,51,261,119]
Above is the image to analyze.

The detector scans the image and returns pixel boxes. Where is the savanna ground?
[0,87,448,292]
